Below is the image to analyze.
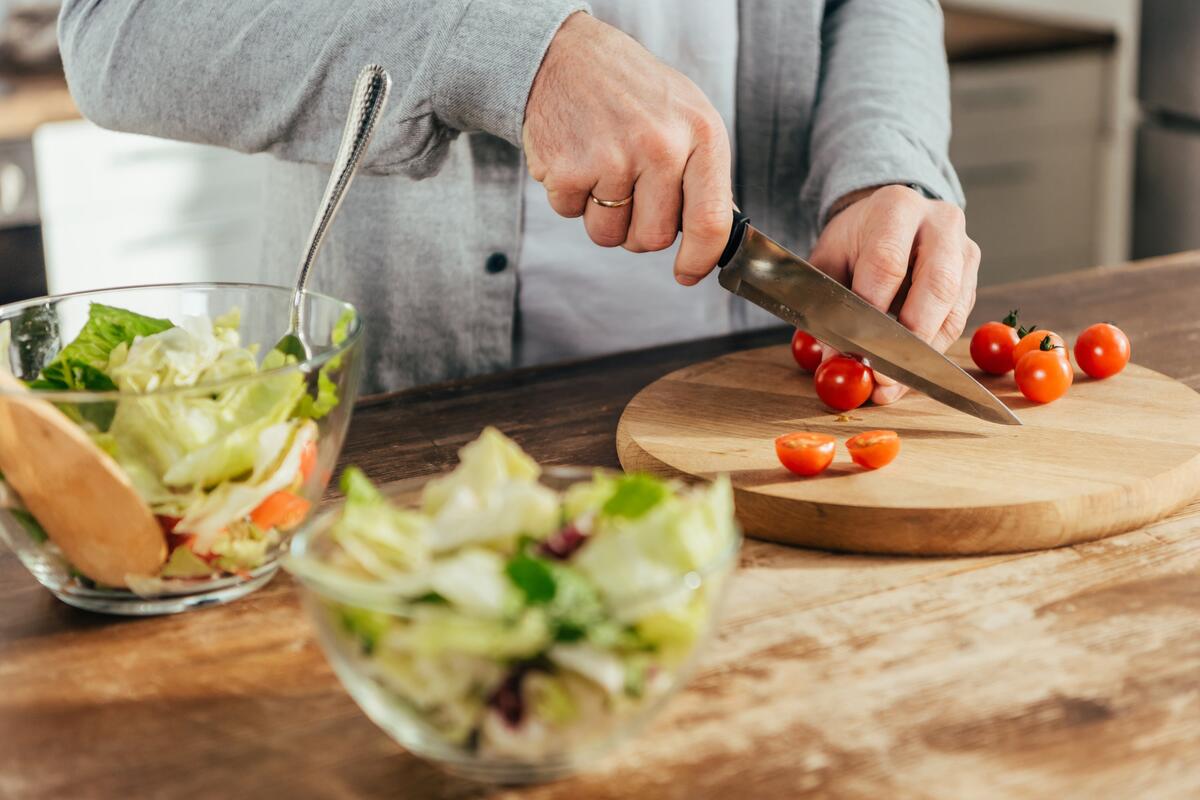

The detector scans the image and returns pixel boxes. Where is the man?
[57,0,977,399]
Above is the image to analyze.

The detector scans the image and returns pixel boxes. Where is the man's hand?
[522,12,733,285]
[809,185,981,405]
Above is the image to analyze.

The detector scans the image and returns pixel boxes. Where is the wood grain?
[617,342,1200,554]
[1,250,1200,799]
[0,373,165,586]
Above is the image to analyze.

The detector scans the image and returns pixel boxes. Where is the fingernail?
[676,274,699,286]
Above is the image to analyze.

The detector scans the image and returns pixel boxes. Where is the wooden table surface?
[3,251,1200,799]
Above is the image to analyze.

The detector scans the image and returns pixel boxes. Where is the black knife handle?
[717,209,751,268]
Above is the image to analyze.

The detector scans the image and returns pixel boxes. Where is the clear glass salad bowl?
[288,462,741,785]
[0,283,364,615]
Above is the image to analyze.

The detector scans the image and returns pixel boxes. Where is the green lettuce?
[331,467,430,577]
[30,303,172,391]
[293,307,356,421]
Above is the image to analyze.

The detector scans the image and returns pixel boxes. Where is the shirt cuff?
[806,122,966,230]
[433,0,591,147]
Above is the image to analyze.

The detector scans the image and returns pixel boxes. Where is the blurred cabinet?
[32,120,269,295]
[951,50,1111,285]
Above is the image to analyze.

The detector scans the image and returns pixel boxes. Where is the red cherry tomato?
[1013,329,1066,368]
[1074,323,1130,379]
[845,430,901,470]
[790,329,824,373]
[775,432,837,477]
[1015,341,1074,404]
[970,321,1020,375]
[814,356,874,411]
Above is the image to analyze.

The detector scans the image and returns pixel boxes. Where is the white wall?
[947,0,1141,265]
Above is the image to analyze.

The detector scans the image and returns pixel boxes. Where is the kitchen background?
[0,0,1195,306]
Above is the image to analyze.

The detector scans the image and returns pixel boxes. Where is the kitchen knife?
[717,210,1021,425]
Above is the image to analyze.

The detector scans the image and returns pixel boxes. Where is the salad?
[290,428,739,762]
[0,302,353,594]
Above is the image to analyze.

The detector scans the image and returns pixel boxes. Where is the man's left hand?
[808,184,981,405]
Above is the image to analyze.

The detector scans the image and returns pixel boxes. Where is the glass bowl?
[287,468,741,784]
[0,283,364,615]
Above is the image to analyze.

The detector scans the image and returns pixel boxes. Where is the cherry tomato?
[1015,340,1074,403]
[775,432,837,477]
[814,355,874,411]
[970,311,1021,375]
[1013,329,1067,367]
[845,430,901,470]
[790,329,824,373]
[1074,323,1130,379]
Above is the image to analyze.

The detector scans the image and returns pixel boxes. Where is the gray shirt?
[57,0,963,395]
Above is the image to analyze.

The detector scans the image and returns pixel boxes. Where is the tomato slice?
[250,491,312,532]
[775,432,837,477]
[845,430,901,470]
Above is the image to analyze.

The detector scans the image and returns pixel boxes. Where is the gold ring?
[589,192,633,209]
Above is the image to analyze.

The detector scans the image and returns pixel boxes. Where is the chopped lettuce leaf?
[293,369,338,420]
[332,467,430,578]
[338,605,392,654]
[160,545,215,578]
[99,311,304,492]
[176,419,316,551]
[430,548,520,619]
[548,643,626,696]
[601,474,670,520]
[210,520,276,572]
[525,672,578,725]
[423,427,540,516]
[31,303,172,391]
[11,509,49,544]
[505,549,557,605]
[384,605,550,659]
[292,307,355,420]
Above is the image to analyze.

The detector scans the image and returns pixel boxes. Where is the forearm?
[803,0,964,228]
[58,0,586,177]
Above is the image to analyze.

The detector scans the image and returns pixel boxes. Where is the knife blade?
[716,211,1020,425]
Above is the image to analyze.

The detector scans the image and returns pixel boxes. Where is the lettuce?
[175,419,316,551]
[103,318,305,492]
[331,467,430,578]
[421,428,559,551]
[30,303,172,391]
[292,306,356,421]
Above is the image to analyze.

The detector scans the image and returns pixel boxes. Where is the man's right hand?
[522,12,733,286]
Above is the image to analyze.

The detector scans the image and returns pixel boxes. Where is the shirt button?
[485,252,508,274]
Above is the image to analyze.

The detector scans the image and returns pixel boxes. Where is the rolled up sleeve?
[802,0,965,228]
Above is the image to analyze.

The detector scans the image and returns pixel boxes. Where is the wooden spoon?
[0,369,165,587]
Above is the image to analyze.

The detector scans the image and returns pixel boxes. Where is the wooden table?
[3,252,1199,799]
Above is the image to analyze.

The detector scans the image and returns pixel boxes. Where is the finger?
[849,194,922,313]
[583,174,636,247]
[872,380,909,406]
[541,168,593,219]
[623,167,682,253]
[674,124,733,285]
[897,206,967,345]
[929,237,980,354]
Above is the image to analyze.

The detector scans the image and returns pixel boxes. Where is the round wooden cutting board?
[616,342,1200,554]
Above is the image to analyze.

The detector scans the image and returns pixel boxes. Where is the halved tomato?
[775,432,837,477]
[845,430,900,470]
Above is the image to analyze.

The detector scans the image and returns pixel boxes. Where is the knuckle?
[937,202,966,230]
[966,238,982,264]
[635,229,678,251]
[690,112,725,144]
[861,240,911,282]
[925,265,962,305]
[686,199,731,239]
[636,128,685,166]
[878,184,918,205]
